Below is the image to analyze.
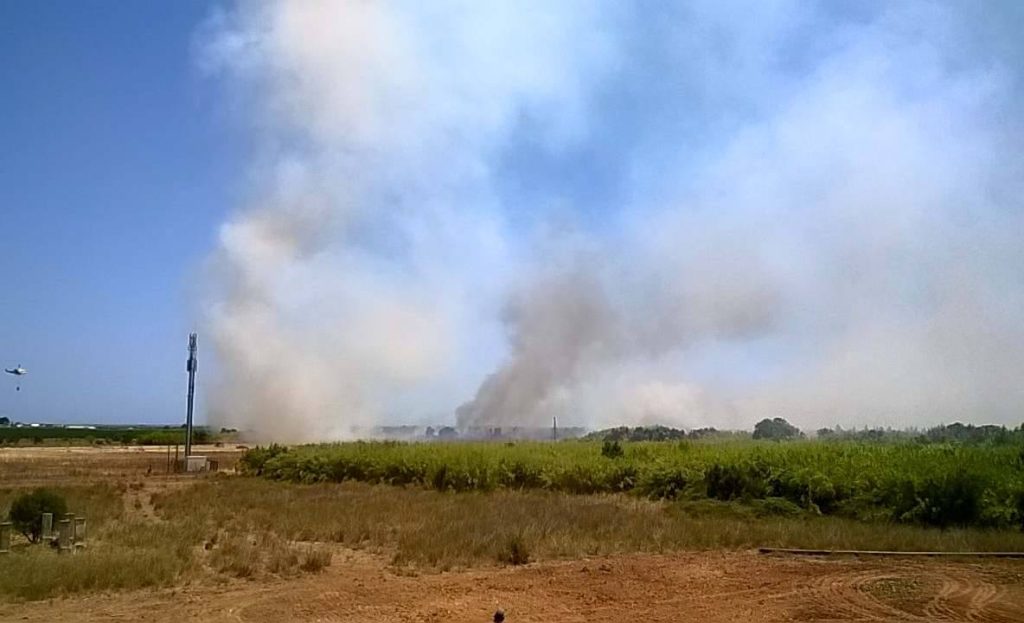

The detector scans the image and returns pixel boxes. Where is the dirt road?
[2,549,1021,622]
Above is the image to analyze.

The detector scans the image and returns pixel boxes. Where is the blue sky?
[0,1,239,423]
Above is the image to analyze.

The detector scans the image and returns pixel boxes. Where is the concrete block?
[0,521,10,554]
[41,512,53,540]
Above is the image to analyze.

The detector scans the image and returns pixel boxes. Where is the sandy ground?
[2,548,1022,622]
[0,444,243,485]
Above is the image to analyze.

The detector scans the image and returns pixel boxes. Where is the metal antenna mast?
[185,333,198,458]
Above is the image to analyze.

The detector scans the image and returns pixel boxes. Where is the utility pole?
[552,416,558,441]
[184,333,197,458]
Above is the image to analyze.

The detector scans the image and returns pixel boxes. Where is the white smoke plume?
[199,1,1024,440]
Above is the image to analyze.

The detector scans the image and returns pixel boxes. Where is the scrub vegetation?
[3,431,1024,603]
[242,435,1024,530]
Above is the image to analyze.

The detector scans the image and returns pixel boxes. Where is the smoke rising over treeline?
[199,1,1024,441]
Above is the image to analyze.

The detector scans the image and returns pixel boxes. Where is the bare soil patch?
[2,550,1022,622]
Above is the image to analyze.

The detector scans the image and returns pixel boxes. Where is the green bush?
[8,489,68,543]
[705,462,770,501]
[601,440,625,459]
[751,496,805,517]
[638,466,696,500]
[239,444,289,476]
[893,468,987,528]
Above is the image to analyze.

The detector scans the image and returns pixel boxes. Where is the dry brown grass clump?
[207,531,332,578]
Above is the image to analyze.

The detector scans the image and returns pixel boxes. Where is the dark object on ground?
[493,609,505,622]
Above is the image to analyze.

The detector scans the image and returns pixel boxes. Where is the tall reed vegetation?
[242,440,1024,530]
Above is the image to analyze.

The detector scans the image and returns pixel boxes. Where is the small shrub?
[8,489,68,543]
[601,440,624,459]
[499,533,530,565]
[299,546,332,573]
[904,469,986,528]
[752,497,804,517]
[209,534,260,578]
[705,463,769,501]
[639,466,696,500]
[239,444,289,476]
[266,543,300,575]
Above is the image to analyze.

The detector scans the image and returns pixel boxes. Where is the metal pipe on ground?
[759,547,1024,559]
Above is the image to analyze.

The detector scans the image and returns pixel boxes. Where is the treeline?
[585,420,1024,445]
[583,425,741,442]
[818,422,1024,445]
[241,440,1024,531]
[0,426,213,446]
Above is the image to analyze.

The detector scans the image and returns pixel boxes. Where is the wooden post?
[41,512,53,540]
[0,522,11,554]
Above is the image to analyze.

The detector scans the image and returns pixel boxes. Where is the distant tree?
[688,427,719,439]
[0,416,9,426]
[9,489,67,543]
[919,422,1013,445]
[752,418,803,441]
[438,426,458,439]
[585,426,688,442]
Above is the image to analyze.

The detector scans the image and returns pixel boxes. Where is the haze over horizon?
[3,2,1024,438]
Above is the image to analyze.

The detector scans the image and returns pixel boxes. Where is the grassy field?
[243,440,1024,530]
[2,440,1024,603]
[0,483,195,601]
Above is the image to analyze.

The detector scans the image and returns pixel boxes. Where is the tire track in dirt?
[779,559,1023,623]
[814,569,920,621]
[5,550,1024,623]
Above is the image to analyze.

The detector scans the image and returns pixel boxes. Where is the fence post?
[41,512,53,540]
[0,522,10,554]
[73,517,87,548]
[57,519,72,553]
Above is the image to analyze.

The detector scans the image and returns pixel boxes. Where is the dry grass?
[207,530,330,578]
[0,483,124,535]
[298,545,332,573]
[0,545,189,602]
[0,445,242,485]
[153,478,1024,572]
[3,459,1023,602]
[0,517,200,601]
